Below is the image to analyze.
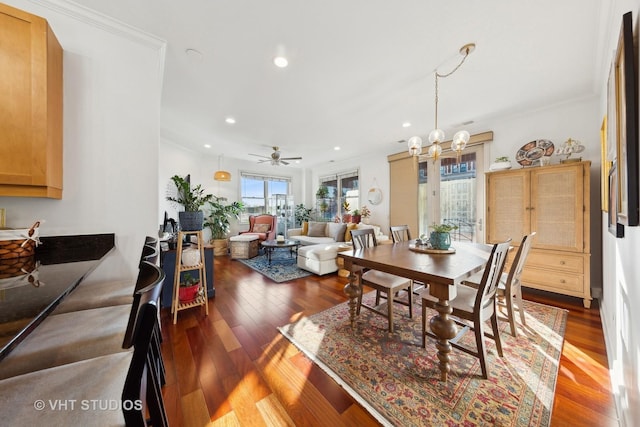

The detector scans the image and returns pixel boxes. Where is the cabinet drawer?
[523,251,584,273]
[521,268,584,293]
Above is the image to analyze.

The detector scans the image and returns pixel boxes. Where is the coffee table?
[261,239,300,265]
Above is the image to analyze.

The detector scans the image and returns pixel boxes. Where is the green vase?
[429,231,451,250]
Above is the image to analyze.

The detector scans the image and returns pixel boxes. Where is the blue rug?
[237,250,312,283]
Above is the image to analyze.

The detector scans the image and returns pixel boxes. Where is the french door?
[418,145,486,242]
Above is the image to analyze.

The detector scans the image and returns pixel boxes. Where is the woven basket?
[0,221,41,260]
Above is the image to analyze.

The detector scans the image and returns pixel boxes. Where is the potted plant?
[360,205,371,223]
[351,209,361,224]
[489,156,512,171]
[428,223,458,250]
[294,204,313,227]
[179,272,201,303]
[204,196,244,256]
[342,200,352,223]
[166,175,213,231]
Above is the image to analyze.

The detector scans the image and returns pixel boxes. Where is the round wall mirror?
[367,188,383,205]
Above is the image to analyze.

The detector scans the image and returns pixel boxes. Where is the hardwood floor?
[160,255,619,426]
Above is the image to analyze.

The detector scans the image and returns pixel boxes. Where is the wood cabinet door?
[486,169,530,244]
[530,163,584,252]
[0,4,62,198]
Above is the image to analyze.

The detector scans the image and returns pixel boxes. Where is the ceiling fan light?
[214,170,231,181]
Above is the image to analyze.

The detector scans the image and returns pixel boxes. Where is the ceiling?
[71,0,605,168]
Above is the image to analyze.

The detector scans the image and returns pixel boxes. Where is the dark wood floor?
[160,255,619,426]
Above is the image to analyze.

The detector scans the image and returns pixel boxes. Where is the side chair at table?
[350,228,414,333]
[463,232,536,337]
[420,239,511,379]
[390,225,412,243]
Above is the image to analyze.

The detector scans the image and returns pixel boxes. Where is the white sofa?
[288,222,389,275]
[288,222,389,246]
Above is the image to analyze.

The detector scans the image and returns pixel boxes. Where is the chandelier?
[408,43,476,161]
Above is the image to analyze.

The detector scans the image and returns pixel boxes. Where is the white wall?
[0,0,166,283]
[599,1,640,425]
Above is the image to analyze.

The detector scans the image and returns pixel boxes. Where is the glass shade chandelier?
[408,43,475,161]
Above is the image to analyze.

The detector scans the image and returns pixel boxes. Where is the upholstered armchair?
[239,214,277,242]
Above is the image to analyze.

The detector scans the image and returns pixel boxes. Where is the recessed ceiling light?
[225,117,236,124]
[402,122,411,128]
[273,56,288,68]
[334,146,341,151]
[203,144,211,148]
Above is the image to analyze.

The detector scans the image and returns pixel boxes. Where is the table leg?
[429,298,458,382]
[266,248,273,265]
[343,264,361,329]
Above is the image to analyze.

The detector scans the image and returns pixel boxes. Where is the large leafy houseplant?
[294,204,313,227]
[204,196,244,240]
[166,175,213,231]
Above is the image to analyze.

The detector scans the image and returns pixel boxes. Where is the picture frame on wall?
[609,161,624,237]
[614,11,639,226]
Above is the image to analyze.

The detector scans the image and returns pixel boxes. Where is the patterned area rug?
[237,250,312,283]
[278,293,567,426]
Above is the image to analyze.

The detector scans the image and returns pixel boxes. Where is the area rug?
[278,293,567,426]
[237,250,312,283]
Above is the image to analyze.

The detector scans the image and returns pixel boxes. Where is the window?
[318,170,359,221]
[240,172,291,223]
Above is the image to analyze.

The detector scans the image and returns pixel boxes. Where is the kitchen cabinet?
[485,161,591,307]
[0,3,63,198]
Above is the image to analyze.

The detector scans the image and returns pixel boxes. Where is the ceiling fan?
[249,146,302,165]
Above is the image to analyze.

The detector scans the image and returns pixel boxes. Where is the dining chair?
[463,232,536,337]
[52,240,158,315]
[350,228,413,333]
[390,225,412,243]
[0,296,168,426]
[389,225,427,295]
[420,239,511,379]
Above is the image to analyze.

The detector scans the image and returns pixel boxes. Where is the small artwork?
[614,11,639,226]
[608,162,624,238]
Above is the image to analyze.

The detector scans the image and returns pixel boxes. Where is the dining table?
[337,240,492,382]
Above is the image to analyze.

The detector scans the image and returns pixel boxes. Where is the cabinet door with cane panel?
[486,161,591,307]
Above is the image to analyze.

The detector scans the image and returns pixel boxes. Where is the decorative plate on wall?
[516,139,555,166]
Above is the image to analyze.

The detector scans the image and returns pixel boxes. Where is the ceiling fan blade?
[280,160,289,165]
[249,153,270,159]
[280,157,302,161]
[257,159,271,163]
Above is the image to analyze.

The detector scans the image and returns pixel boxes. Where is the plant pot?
[179,283,200,303]
[351,215,361,224]
[429,231,451,250]
[212,238,228,256]
[342,214,352,223]
[178,211,204,231]
[181,247,200,266]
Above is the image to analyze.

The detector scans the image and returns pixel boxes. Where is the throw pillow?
[344,223,358,242]
[308,222,327,237]
[327,222,347,242]
[301,221,309,236]
[253,223,270,233]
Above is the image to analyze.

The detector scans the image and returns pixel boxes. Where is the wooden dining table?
[337,240,492,381]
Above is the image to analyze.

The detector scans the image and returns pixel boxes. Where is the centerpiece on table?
[428,223,458,250]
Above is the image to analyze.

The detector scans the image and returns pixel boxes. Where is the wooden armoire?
[485,161,591,308]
